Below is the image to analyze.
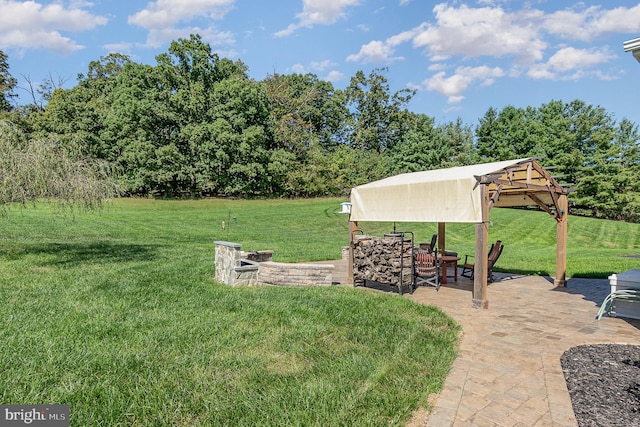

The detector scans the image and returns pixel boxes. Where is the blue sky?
[2,0,640,127]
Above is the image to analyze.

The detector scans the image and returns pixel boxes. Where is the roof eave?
[624,37,640,63]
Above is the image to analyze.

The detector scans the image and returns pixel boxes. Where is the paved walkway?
[322,260,640,426]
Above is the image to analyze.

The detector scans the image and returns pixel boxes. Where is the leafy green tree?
[0,119,118,212]
[475,99,640,222]
[538,100,616,188]
[476,106,538,160]
[438,118,479,167]
[387,113,439,173]
[389,114,478,173]
[573,118,640,221]
[343,68,415,153]
[33,53,132,159]
[264,73,346,154]
[278,141,391,197]
[262,72,350,195]
[0,50,17,112]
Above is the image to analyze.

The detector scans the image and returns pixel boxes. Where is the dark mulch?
[561,344,640,427]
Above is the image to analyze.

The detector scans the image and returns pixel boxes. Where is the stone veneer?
[214,241,334,287]
[258,261,333,287]
[215,241,259,286]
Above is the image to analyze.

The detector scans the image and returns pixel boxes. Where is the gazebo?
[348,158,570,308]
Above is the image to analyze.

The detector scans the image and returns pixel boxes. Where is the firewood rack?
[351,230,415,295]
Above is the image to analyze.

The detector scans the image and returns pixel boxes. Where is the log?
[352,234,413,286]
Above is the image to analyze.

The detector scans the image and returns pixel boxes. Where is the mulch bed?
[561,344,640,426]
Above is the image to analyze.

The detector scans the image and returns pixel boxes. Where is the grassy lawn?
[0,198,459,426]
[2,197,640,426]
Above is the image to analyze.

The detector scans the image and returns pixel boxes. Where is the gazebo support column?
[438,222,446,253]
[348,220,358,286]
[554,194,568,287]
[473,184,489,309]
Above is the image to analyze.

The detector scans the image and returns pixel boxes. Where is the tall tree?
[390,114,478,174]
[0,119,118,212]
[0,50,17,112]
[343,68,415,153]
[475,105,538,160]
[573,118,640,220]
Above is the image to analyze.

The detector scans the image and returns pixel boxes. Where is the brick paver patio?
[323,260,640,426]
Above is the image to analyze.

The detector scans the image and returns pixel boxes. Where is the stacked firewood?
[352,234,413,286]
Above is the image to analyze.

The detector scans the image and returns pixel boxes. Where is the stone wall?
[232,259,260,287]
[214,241,334,287]
[214,241,242,286]
[258,261,334,287]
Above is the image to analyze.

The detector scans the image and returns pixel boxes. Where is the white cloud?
[346,40,399,63]
[412,3,546,65]
[324,70,344,82]
[542,4,640,41]
[428,63,447,72]
[129,0,235,29]
[387,24,426,47]
[347,24,424,64]
[593,4,640,34]
[128,0,235,47]
[527,47,616,80]
[0,0,107,54]
[423,65,505,103]
[310,59,336,71]
[547,47,614,72]
[142,26,234,49]
[213,48,239,59]
[103,42,136,55]
[290,64,306,73]
[347,1,631,104]
[275,0,360,37]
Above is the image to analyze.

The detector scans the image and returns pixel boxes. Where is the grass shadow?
[2,241,163,266]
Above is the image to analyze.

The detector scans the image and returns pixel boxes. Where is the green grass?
[0,198,459,426]
[345,205,640,279]
[2,197,640,426]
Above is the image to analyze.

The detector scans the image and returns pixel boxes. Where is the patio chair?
[461,240,504,282]
[414,248,440,290]
[419,233,438,254]
[428,233,437,253]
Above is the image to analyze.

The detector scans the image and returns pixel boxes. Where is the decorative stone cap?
[214,241,242,249]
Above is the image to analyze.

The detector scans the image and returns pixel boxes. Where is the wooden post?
[554,194,568,287]
[473,184,489,309]
[348,220,358,286]
[438,222,445,254]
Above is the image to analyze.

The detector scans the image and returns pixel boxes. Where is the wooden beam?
[348,220,358,286]
[492,179,556,192]
[531,161,565,192]
[473,183,489,309]
[526,193,555,216]
[488,183,503,210]
[555,195,568,287]
[438,222,446,254]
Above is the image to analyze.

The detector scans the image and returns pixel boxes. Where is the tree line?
[1,34,639,221]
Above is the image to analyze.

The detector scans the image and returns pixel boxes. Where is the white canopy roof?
[350,158,565,223]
